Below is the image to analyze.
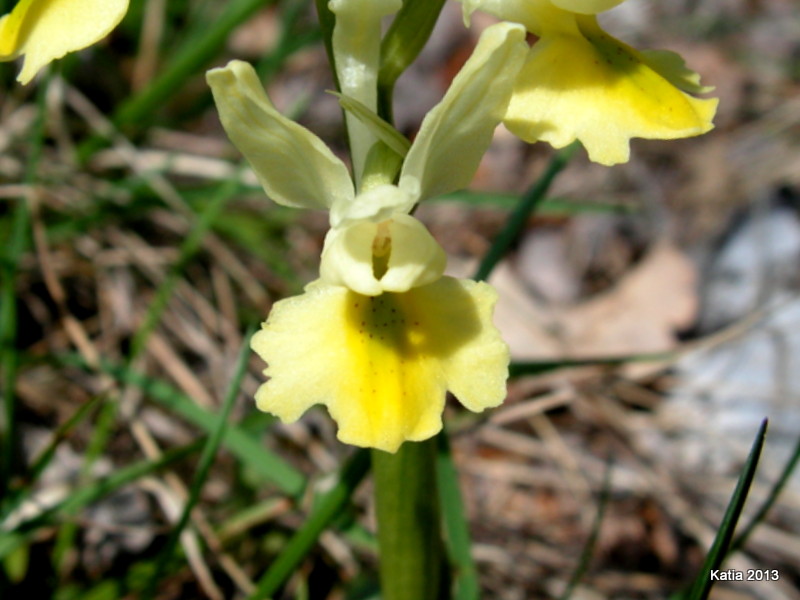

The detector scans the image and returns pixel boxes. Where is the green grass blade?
[76,0,280,162]
[0,73,49,496]
[436,431,479,600]
[0,441,202,560]
[144,325,255,594]
[473,142,579,282]
[435,143,581,595]
[377,0,446,121]
[559,456,613,600]
[25,396,104,491]
[314,0,337,88]
[48,399,118,575]
[257,0,321,84]
[509,352,675,378]
[247,448,371,600]
[730,432,800,554]
[435,191,637,214]
[114,0,279,129]
[684,419,768,600]
[53,352,306,497]
[129,175,238,361]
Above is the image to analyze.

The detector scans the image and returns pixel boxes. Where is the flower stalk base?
[372,438,446,600]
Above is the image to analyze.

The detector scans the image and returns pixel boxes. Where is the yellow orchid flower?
[251,277,508,452]
[0,0,129,84]
[461,0,718,165]
[207,22,527,452]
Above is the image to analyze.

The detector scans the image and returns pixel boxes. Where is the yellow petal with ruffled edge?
[504,15,717,166]
[251,277,508,453]
[0,0,128,84]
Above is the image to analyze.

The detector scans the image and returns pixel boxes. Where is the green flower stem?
[474,141,579,282]
[378,0,446,122]
[372,439,446,600]
[78,0,279,162]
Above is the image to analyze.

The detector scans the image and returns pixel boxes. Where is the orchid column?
[207,3,526,596]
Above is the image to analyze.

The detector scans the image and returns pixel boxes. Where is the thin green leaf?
[77,0,281,160]
[28,396,104,487]
[436,431,479,600]
[685,419,768,600]
[54,352,307,498]
[378,0,447,121]
[0,74,48,496]
[257,0,321,84]
[509,352,675,378]
[247,449,371,600]
[114,0,279,129]
[0,441,202,560]
[314,0,338,89]
[474,142,579,282]
[331,91,411,157]
[559,456,613,600]
[51,400,117,574]
[144,325,256,594]
[437,143,581,594]
[129,175,239,360]
[435,191,637,214]
[730,432,800,554]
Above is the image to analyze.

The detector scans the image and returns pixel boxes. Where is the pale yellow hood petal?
[329,182,414,229]
[319,221,385,296]
[207,60,354,210]
[379,214,447,293]
[319,210,446,296]
[0,0,129,84]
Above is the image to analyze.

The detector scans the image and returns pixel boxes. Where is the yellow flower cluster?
[207,1,718,452]
[5,0,717,453]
